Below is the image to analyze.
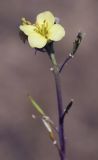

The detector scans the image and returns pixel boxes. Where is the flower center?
[34,20,49,39]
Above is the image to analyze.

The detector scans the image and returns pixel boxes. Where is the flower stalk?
[49,53,66,160]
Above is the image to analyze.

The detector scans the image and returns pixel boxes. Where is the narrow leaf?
[42,118,56,144]
[42,118,52,133]
[28,96,45,116]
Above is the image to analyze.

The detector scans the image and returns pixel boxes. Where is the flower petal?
[28,32,47,48]
[48,24,65,41]
[36,11,55,28]
[19,25,35,36]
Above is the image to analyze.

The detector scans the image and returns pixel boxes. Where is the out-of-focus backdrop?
[0,0,98,160]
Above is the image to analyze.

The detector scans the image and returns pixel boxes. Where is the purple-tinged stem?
[50,53,66,160]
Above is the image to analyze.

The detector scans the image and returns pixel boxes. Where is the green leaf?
[28,96,45,116]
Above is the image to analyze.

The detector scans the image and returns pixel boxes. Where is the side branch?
[59,32,83,73]
[61,99,74,123]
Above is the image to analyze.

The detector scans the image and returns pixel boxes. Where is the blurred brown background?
[0,0,98,160]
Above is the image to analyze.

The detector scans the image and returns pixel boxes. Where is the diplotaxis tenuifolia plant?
[19,11,83,160]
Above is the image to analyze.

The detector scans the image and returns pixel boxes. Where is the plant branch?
[61,99,74,123]
[59,32,83,73]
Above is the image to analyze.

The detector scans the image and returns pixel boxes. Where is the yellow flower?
[19,11,65,49]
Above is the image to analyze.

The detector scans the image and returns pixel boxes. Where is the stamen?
[34,20,49,39]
